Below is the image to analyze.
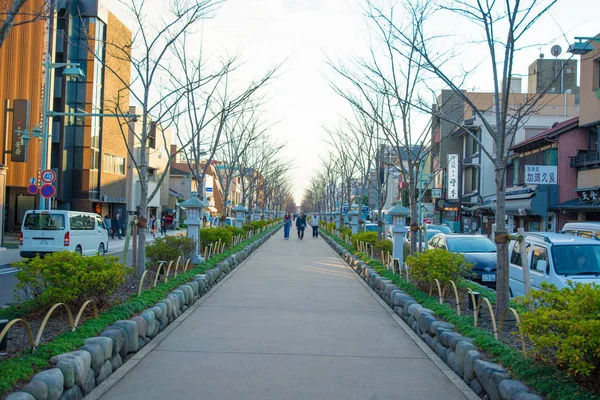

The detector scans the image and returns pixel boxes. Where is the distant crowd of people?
[282,212,320,240]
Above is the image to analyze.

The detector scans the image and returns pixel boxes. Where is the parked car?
[560,222,600,241]
[364,223,379,233]
[20,210,109,257]
[428,233,497,289]
[508,232,600,298]
[427,224,452,234]
[210,216,235,227]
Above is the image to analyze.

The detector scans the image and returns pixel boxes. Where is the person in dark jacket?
[296,212,307,240]
[112,213,122,239]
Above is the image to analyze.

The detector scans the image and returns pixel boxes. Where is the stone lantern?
[179,195,208,263]
[389,201,410,267]
[333,210,341,229]
[263,208,271,220]
[233,203,248,228]
[348,203,360,234]
[253,207,262,221]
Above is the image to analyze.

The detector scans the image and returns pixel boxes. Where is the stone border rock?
[321,234,543,400]
[5,228,280,400]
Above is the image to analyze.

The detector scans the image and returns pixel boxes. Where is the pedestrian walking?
[310,212,320,238]
[112,213,122,239]
[283,212,292,239]
[104,215,112,238]
[150,215,158,238]
[160,214,167,236]
[296,212,306,240]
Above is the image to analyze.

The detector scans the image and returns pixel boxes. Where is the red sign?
[41,169,56,183]
[27,184,38,195]
[40,184,56,198]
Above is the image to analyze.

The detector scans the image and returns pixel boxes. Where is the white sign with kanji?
[447,154,459,200]
[525,165,557,185]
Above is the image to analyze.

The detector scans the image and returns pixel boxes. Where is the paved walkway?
[96,233,475,400]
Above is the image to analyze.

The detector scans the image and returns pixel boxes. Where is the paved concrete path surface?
[96,233,476,400]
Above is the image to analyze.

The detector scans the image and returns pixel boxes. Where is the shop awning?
[489,194,548,217]
[553,199,600,210]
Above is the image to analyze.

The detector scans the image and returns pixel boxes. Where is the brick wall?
[100,12,131,200]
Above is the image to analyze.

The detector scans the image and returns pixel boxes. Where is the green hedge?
[322,230,598,400]
[145,236,196,266]
[0,224,281,397]
[199,227,233,249]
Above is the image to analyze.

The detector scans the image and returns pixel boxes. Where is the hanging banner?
[447,154,459,200]
[11,99,30,162]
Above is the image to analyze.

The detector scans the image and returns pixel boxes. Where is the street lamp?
[389,201,409,268]
[567,36,600,55]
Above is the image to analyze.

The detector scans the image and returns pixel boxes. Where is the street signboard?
[362,206,369,212]
[40,184,56,198]
[11,99,29,162]
[431,188,442,198]
[525,165,557,185]
[447,154,459,200]
[41,169,56,183]
[27,184,38,195]
[205,187,213,192]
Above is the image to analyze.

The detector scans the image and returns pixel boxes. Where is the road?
[0,230,185,307]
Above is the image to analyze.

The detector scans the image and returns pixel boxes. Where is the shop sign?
[447,154,459,200]
[525,165,557,184]
[577,188,600,202]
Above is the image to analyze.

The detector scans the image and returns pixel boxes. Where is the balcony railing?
[570,152,600,168]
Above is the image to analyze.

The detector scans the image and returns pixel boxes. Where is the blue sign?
[206,187,213,192]
[40,184,56,198]
[342,206,349,212]
[362,206,369,212]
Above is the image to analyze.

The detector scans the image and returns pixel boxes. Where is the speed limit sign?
[41,169,56,184]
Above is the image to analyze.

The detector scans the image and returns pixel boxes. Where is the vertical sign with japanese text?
[11,99,30,162]
[447,154,459,200]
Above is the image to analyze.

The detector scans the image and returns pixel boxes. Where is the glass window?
[102,154,125,175]
[96,216,106,229]
[544,148,558,166]
[23,213,66,230]
[578,231,593,239]
[510,242,530,265]
[531,245,548,273]
[70,215,95,230]
[512,159,519,185]
[552,244,600,276]
[446,237,496,253]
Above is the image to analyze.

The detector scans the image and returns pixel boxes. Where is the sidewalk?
[96,233,475,400]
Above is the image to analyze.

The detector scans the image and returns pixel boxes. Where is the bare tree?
[0,0,49,48]
[98,0,223,275]
[367,0,562,315]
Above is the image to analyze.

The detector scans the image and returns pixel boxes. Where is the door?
[95,215,108,253]
[529,244,550,291]
[509,241,530,297]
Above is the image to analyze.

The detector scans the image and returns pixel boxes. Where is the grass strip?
[323,230,597,400]
[0,225,280,396]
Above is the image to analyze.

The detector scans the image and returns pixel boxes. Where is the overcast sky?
[107,0,600,204]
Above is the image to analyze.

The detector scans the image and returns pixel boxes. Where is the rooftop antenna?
[551,44,563,93]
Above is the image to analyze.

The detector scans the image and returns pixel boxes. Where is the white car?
[20,210,109,257]
[508,232,600,297]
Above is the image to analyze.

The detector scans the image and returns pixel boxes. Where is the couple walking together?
[283,212,319,240]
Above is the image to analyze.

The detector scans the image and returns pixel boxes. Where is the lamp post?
[178,195,207,263]
[567,36,600,55]
[38,62,85,210]
[348,203,359,234]
[389,201,409,267]
[233,203,247,228]
[333,210,340,229]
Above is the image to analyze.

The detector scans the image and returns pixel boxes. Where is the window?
[23,213,65,231]
[471,167,478,192]
[148,122,157,149]
[103,154,125,175]
[531,245,548,274]
[512,158,519,185]
[510,241,530,265]
[543,148,558,166]
[70,215,95,230]
[96,216,106,230]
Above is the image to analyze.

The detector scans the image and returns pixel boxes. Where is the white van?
[20,210,109,258]
[508,232,600,298]
[561,222,600,241]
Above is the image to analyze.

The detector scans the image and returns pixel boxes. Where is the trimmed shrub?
[374,239,393,256]
[339,227,352,238]
[224,225,244,238]
[199,227,233,250]
[351,231,378,248]
[405,248,472,291]
[517,282,600,378]
[146,235,196,265]
[13,252,128,308]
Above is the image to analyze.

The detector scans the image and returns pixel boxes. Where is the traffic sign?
[29,177,36,185]
[27,184,38,195]
[205,187,213,192]
[41,169,56,184]
[40,184,56,198]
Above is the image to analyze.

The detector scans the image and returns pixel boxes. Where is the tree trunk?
[494,164,509,317]
[410,199,418,255]
[136,166,148,276]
